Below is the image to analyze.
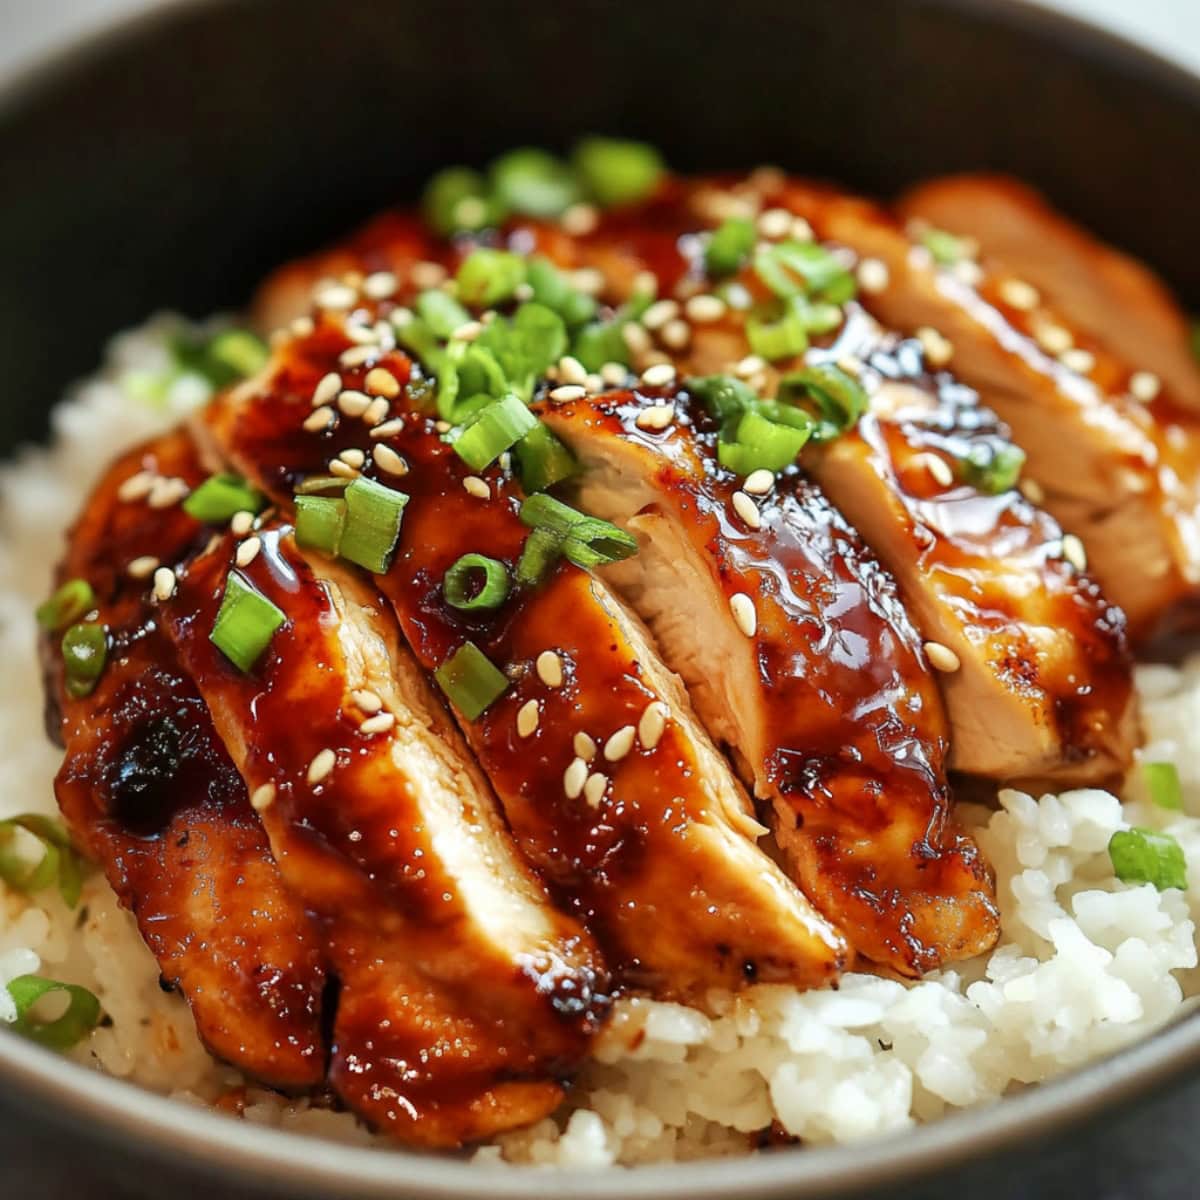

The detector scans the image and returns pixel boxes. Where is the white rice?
[3,316,1200,1166]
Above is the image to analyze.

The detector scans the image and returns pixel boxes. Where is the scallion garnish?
[513,422,577,492]
[755,241,856,304]
[434,641,510,720]
[294,475,351,495]
[36,579,95,634]
[210,572,285,673]
[172,329,268,389]
[920,226,972,267]
[572,319,630,371]
[294,494,347,556]
[717,405,814,475]
[0,814,83,908]
[417,289,472,340]
[443,554,511,612]
[1145,762,1184,811]
[451,394,539,471]
[960,441,1025,495]
[516,526,565,586]
[1108,827,1188,891]
[456,249,528,309]
[518,493,638,570]
[183,473,265,524]
[489,147,581,219]
[61,622,107,699]
[572,137,664,208]
[746,303,810,362]
[475,303,568,402]
[777,364,868,441]
[688,374,759,424]
[705,217,756,278]
[5,974,102,1050]
[526,257,597,327]
[339,477,410,574]
[423,166,499,235]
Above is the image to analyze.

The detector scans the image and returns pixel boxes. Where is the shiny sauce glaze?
[49,432,328,1089]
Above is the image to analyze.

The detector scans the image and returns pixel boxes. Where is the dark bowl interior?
[2,1,1200,1197]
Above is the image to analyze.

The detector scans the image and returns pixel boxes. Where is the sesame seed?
[922,454,954,487]
[660,319,691,350]
[563,757,588,800]
[632,269,658,296]
[685,294,727,324]
[513,282,534,302]
[557,356,589,386]
[312,372,342,408]
[307,749,336,785]
[916,327,954,368]
[757,207,793,240]
[362,396,391,426]
[148,477,189,509]
[411,261,447,289]
[339,345,376,368]
[314,282,358,311]
[640,363,676,389]
[642,299,680,331]
[1060,348,1095,375]
[337,389,371,417]
[1020,478,1046,505]
[952,259,984,287]
[230,510,255,536]
[360,712,396,735]
[571,268,606,296]
[434,420,451,434]
[389,307,414,330]
[836,355,865,378]
[583,772,608,808]
[1033,323,1073,356]
[370,418,406,440]
[790,217,815,242]
[637,701,668,750]
[452,320,484,343]
[734,355,767,379]
[561,203,599,236]
[290,316,315,338]
[364,367,401,398]
[536,650,564,688]
[329,459,359,479]
[303,405,336,433]
[600,362,628,387]
[516,700,540,738]
[363,271,398,300]
[635,403,675,431]
[743,469,775,496]
[549,384,587,403]
[574,731,597,761]
[498,451,512,471]
[603,725,636,762]
[622,322,652,356]
[857,258,889,294]
[236,537,261,568]
[117,470,156,502]
[463,475,490,499]
[923,641,962,673]
[585,373,605,394]
[344,320,379,346]
[730,592,757,638]
[352,689,383,714]
[731,490,762,529]
[1062,533,1088,572]
[1130,371,1162,402]
[250,783,276,812]
[341,270,364,288]
[128,555,160,580]
[999,279,1040,311]
[152,567,176,602]
[372,444,408,475]
[338,448,366,469]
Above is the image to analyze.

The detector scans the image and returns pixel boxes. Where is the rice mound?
[3,318,1199,1167]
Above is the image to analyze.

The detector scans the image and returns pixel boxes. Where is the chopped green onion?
[705,217,756,278]
[422,166,500,235]
[519,492,589,539]
[183,473,264,524]
[688,375,759,424]
[718,405,813,474]
[294,495,346,555]
[572,319,630,371]
[457,344,510,401]
[394,314,446,366]
[210,573,285,673]
[339,477,409,574]
[61,623,107,699]
[777,364,867,441]
[489,148,581,219]
[0,814,83,908]
[526,257,597,327]
[572,137,664,208]
[417,289,472,339]
[516,527,564,586]
[755,241,856,304]
[434,340,464,420]
[793,297,846,335]
[36,579,94,634]
[1108,827,1187,891]
[456,248,528,309]
[960,441,1025,494]
[171,328,269,389]
[920,226,972,267]
[746,303,810,362]
[5,974,101,1050]
[518,494,638,570]
[434,641,510,720]
[475,303,568,402]
[452,394,539,471]
[294,475,351,495]
[514,422,577,492]
[1145,762,1184,811]
[443,554,511,611]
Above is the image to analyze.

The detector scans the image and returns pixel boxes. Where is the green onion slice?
[746,303,810,362]
[688,374,759,424]
[1145,762,1184,811]
[434,641,510,720]
[960,441,1025,495]
[443,554,511,611]
[572,137,664,208]
[920,226,973,267]
[526,257,597,328]
[61,623,107,699]
[171,328,268,389]
[294,495,347,556]
[294,475,351,495]
[456,248,528,309]
[777,364,868,441]
[475,303,568,402]
[183,473,264,524]
[516,527,565,586]
[514,422,577,493]
[36,579,95,634]
[0,814,83,908]
[519,493,638,570]
[572,319,630,371]
[210,572,285,673]
[1108,827,1188,891]
[490,147,581,219]
[705,217,756,278]
[755,240,856,304]
[422,166,499,235]
[452,394,539,471]
[718,406,813,475]
[5,974,102,1050]
[417,289,472,340]
[339,477,410,574]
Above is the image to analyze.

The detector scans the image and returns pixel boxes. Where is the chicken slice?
[47,432,327,1089]
[160,524,604,1146]
[201,316,850,997]
[540,392,999,975]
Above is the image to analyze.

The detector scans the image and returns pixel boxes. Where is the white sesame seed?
[640,363,676,389]
[603,724,636,762]
[632,270,658,296]
[685,294,727,324]
[338,448,366,469]
[117,470,156,502]
[1020,478,1046,505]
[952,259,984,287]
[922,454,954,487]
[128,555,160,580]
[757,207,793,240]
[352,689,383,714]
[148,477,189,509]
[622,322,652,356]
[583,772,608,808]
[339,345,376,368]
[1000,278,1040,311]
[152,566,176,602]
[836,354,865,377]
[364,367,400,398]
[410,261,447,289]
[360,712,396,735]
[563,757,588,800]
[303,405,336,433]
[337,389,372,417]
[734,355,766,379]
[230,510,255,536]
[513,282,534,302]
[363,271,398,300]
[585,373,605,393]
[641,299,680,331]
[571,268,606,296]
[370,418,406,440]
[452,320,484,343]
[236,537,261,568]
[362,396,391,426]
[329,459,359,479]
[731,490,762,529]
[1033,323,1073,356]
[372,444,408,475]
[743,468,775,496]
[341,270,363,288]
[635,403,675,431]
[389,307,414,330]
[290,316,315,338]
[1060,348,1096,375]
[516,700,540,738]
[637,701,668,750]
[536,650,564,688]
[857,258,890,294]
[557,356,589,386]
[573,731,597,761]
[314,282,358,311]
[730,592,757,638]
[916,326,954,368]
[561,203,599,236]
[923,641,962,672]
[1130,371,1162,402]
[250,783,276,812]
[434,419,451,434]
[600,362,628,387]
[790,217,815,242]
[307,749,336,785]
[463,475,490,499]
[659,319,691,350]
[1062,533,1088,571]
[498,451,512,472]
[312,372,342,408]
[549,384,587,403]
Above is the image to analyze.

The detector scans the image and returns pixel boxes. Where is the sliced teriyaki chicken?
[160,524,605,1147]
[46,432,328,1089]
[201,315,850,996]
[541,391,1000,976]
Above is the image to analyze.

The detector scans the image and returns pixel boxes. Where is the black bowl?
[2,2,1200,1197]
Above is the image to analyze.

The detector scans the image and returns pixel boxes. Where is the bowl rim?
[3,0,1200,1195]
